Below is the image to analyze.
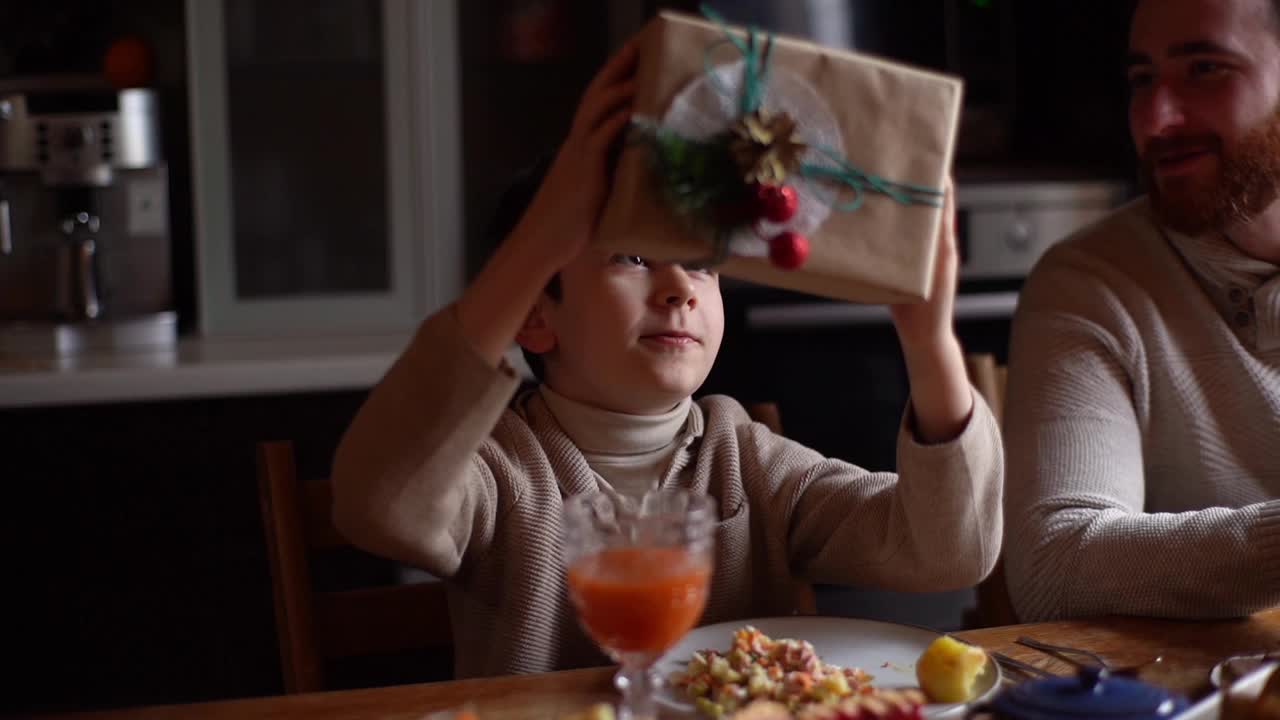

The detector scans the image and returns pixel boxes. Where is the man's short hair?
[1131,0,1280,36]
[484,155,558,380]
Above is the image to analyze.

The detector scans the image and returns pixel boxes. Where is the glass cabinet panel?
[223,0,390,300]
[187,0,463,336]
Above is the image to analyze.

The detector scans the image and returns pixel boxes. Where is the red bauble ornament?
[753,183,799,223]
[769,231,809,270]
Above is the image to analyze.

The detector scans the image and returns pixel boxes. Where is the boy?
[331,39,1002,678]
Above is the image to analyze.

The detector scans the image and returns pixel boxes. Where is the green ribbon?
[698,3,943,210]
[801,147,944,210]
[700,4,772,117]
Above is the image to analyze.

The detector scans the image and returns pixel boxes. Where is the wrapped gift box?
[596,10,963,304]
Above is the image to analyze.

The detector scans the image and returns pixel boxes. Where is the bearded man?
[1002,0,1280,621]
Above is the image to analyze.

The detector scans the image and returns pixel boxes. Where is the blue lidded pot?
[970,667,1188,720]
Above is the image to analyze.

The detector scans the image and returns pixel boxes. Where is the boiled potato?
[915,635,988,703]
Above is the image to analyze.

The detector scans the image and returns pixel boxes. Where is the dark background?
[0,1,1138,715]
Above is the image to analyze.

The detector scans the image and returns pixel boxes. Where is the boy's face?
[522,249,725,415]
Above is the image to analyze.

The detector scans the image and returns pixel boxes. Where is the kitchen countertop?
[0,290,1019,410]
[0,333,420,409]
[746,291,1020,329]
[0,333,538,410]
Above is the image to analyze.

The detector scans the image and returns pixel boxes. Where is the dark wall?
[658,0,1138,177]
[0,0,1142,325]
[0,391,434,716]
[458,0,620,275]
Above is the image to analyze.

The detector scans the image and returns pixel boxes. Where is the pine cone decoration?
[729,109,807,185]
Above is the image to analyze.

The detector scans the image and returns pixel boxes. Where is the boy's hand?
[456,38,639,368]
[508,38,640,268]
[889,182,957,350]
[888,182,974,443]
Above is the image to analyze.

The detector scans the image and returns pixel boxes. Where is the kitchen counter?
[0,333,537,409]
[746,291,1020,329]
[0,334,418,409]
[0,292,1021,410]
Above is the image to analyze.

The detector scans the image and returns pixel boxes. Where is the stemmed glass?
[563,489,717,720]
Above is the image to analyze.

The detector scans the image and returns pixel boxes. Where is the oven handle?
[0,198,11,255]
[745,291,1021,330]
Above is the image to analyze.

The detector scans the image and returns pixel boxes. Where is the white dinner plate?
[654,616,1000,718]
[1210,653,1280,689]
[1181,661,1279,720]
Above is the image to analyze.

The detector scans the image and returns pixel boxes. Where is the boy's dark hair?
[486,155,558,380]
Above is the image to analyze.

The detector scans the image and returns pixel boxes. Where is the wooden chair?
[258,404,806,692]
[962,353,1019,628]
[256,441,452,694]
[964,353,1007,429]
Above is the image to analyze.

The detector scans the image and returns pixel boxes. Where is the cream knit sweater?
[331,307,1003,677]
[1004,198,1280,622]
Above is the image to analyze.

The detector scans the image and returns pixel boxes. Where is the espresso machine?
[0,82,176,357]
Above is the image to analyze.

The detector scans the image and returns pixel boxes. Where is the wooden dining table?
[48,608,1280,720]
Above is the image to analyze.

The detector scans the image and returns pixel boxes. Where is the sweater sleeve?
[775,392,1003,592]
[330,305,522,578]
[1003,258,1280,622]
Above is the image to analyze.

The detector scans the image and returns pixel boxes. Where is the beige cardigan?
[1003,198,1280,622]
[332,307,1003,677]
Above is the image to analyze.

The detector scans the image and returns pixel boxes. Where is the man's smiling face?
[1128,0,1280,235]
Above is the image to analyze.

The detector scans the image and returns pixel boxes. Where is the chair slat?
[313,582,453,659]
[257,441,455,693]
[963,352,1017,628]
[257,441,324,692]
[300,478,348,551]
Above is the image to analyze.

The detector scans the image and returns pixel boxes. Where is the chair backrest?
[256,441,451,694]
[744,401,783,435]
[964,353,1007,428]
[962,353,1018,628]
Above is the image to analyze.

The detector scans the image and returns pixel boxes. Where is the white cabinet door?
[187,0,462,336]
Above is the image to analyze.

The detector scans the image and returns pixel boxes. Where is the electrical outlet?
[127,177,168,237]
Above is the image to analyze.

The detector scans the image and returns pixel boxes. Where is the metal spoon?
[1014,636,1112,670]
[989,650,1056,682]
[1014,636,1165,676]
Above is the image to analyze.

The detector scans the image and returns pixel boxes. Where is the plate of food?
[657,617,999,718]
[1182,660,1280,720]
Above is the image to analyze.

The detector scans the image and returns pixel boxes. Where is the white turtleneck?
[537,385,699,500]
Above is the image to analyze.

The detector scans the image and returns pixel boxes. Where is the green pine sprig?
[642,126,750,230]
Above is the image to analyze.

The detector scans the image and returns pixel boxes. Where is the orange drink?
[563,489,716,720]
[568,546,711,656]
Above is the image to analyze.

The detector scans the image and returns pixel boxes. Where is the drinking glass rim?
[564,488,718,521]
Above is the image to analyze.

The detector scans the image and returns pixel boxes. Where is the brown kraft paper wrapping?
[595,11,964,304]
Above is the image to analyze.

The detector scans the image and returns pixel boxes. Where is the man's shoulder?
[1042,197,1165,268]
[1023,197,1182,301]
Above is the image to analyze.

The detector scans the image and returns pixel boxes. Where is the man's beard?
[1143,106,1280,236]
